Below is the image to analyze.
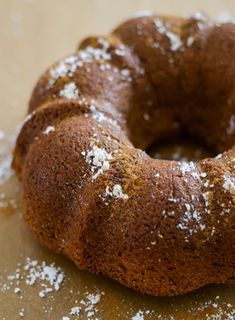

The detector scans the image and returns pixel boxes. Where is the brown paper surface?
[1,1,235,319]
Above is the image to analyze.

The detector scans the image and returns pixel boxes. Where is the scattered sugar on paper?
[187,295,235,320]
[1,257,64,299]
[0,130,16,186]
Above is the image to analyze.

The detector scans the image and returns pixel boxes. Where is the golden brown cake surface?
[13,12,235,296]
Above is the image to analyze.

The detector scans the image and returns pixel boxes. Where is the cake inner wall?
[147,136,214,161]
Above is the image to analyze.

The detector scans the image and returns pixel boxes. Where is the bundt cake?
[13,11,235,296]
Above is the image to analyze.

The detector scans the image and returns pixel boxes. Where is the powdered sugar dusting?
[165,31,182,51]
[105,184,129,200]
[81,145,113,180]
[70,306,81,315]
[50,61,69,80]
[1,256,235,319]
[154,19,168,34]
[132,310,145,320]
[154,19,182,51]
[24,258,64,297]
[78,45,111,62]
[120,68,132,82]
[187,295,235,320]
[179,161,200,179]
[49,40,111,86]
[177,202,205,236]
[59,82,79,100]
[43,125,55,135]
[223,174,235,191]
[90,105,119,127]
[49,55,80,86]
[202,191,211,209]
[67,292,102,319]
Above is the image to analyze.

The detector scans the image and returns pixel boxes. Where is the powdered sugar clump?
[154,19,168,34]
[78,45,111,62]
[179,161,199,179]
[59,82,79,100]
[177,202,205,236]
[86,292,101,305]
[154,19,182,51]
[187,295,235,320]
[24,258,64,298]
[51,56,78,77]
[68,292,102,319]
[70,306,81,315]
[43,125,55,135]
[132,310,145,320]
[49,55,81,86]
[132,310,151,320]
[81,145,113,180]
[120,68,132,81]
[49,40,111,86]
[105,184,129,200]
[165,31,182,51]
[223,174,235,191]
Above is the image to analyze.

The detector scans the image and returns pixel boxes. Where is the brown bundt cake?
[13,11,235,296]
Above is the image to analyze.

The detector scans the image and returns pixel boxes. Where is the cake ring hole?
[146,136,214,161]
